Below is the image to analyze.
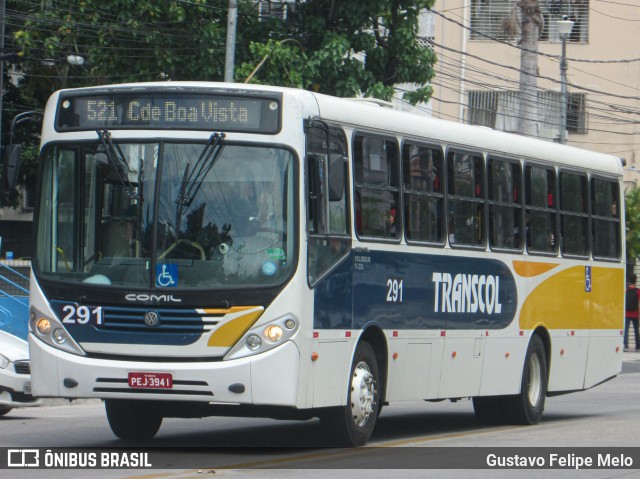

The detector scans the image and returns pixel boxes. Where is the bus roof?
[49,81,622,176]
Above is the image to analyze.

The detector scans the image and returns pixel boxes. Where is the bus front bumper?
[28,334,301,407]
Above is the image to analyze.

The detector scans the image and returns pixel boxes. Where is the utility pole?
[517,0,543,138]
[224,0,238,82]
[558,16,574,144]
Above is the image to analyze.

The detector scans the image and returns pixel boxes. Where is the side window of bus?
[446,151,484,246]
[306,125,350,285]
[38,148,79,272]
[353,134,400,239]
[488,157,522,250]
[591,178,620,259]
[402,143,444,243]
[525,165,557,254]
[560,172,588,256]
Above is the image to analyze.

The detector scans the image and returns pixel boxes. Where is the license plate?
[24,381,32,395]
[128,372,173,389]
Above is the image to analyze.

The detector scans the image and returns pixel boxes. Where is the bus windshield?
[35,139,296,289]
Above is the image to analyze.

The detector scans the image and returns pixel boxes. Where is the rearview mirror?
[3,144,21,190]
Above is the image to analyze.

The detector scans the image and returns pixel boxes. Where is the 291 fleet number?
[386,278,404,303]
[61,305,104,325]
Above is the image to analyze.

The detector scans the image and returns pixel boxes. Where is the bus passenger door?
[305,123,354,407]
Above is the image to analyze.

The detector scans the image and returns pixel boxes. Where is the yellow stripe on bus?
[512,260,559,277]
[207,308,264,347]
[519,266,624,330]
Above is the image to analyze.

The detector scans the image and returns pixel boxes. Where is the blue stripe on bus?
[314,250,518,330]
[50,301,203,346]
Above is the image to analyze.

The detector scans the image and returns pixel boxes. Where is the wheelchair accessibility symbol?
[585,265,592,293]
[156,264,178,287]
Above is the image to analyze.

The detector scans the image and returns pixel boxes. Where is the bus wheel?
[105,399,163,440]
[321,341,380,447]
[503,334,548,425]
[472,396,505,425]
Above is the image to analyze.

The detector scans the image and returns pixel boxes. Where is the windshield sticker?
[266,248,286,261]
[261,260,277,277]
[156,264,178,287]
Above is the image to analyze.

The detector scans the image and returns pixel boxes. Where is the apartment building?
[428,0,640,186]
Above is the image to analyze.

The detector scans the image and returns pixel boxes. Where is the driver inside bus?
[104,205,139,258]
[234,182,280,236]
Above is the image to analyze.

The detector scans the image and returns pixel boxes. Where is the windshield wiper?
[96,129,138,199]
[175,132,226,228]
[176,132,226,207]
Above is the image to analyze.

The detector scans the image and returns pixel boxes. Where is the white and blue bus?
[25,82,624,446]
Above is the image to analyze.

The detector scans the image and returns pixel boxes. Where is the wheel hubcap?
[527,352,542,407]
[350,361,376,427]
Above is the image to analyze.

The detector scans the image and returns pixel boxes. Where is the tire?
[503,334,548,425]
[0,407,12,417]
[472,396,505,425]
[105,399,163,440]
[321,341,380,447]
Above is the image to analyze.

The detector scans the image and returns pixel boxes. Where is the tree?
[9,0,435,104]
[625,185,640,266]
[238,0,436,104]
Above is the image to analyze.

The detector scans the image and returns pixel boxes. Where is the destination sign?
[55,90,281,133]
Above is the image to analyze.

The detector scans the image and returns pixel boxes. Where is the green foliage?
[626,185,640,262]
[238,0,436,103]
[9,0,436,101]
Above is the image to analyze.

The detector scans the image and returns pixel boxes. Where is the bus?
[24,82,624,446]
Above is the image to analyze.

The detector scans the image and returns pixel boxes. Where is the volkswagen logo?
[143,311,160,328]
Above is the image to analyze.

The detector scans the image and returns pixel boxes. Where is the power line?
[592,7,640,22]
[433,40,640,102]
[430,8,640,64]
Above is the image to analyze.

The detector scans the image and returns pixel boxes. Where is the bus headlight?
[36,318,51,335]
[246,334,262,351]
[30,307,85,356]
[264,325,283,342]
[52,328,67,344]
[225,315,299,360]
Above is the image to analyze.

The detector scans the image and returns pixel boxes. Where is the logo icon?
[156,263,178,287]
[8,449,40,467]
[143,311,160,328]
[585,265,592,293]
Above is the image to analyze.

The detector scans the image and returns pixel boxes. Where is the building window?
[470,0,589,43]
[467,90,587,140]
[258,1,293,21]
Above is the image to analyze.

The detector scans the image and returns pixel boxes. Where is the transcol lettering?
[432,272,503,314]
